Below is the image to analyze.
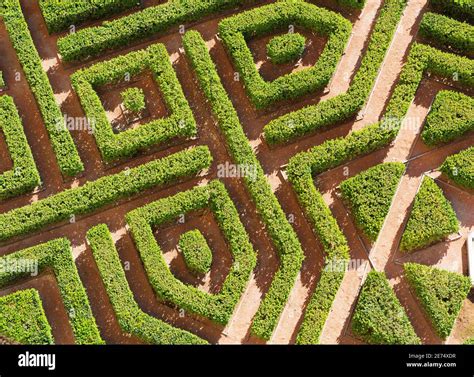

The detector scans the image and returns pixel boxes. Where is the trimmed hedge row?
[71,43,196,162]
[39,0,139,33]
[1,0,83,176]
[57,0,247,62]
[86,224,207,344]
[126,180,257,325]
[430,0,474,23]
[288,123,396,344]
[422,90,474,146]
[219,0,351,109]
[400,177,459,253]
[340,162,405,242]
[337,0,366,9]
[179,230,213,275]
[183,30,305,340]
[0,146,212,241]
[0,238,104,344]
[0,95,41,201]
[0,289,54,345]
[420,12,474,54]
[267,33,306,65]
[441,147,474,189]
[264,0,407,144]
[352,271,420,344]
[404,263,471,339]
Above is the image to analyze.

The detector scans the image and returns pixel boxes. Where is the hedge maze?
[0,0,472,345]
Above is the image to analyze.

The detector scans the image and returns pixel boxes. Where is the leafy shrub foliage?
[400,177,459,252]
[352,271,420,344]
[0,146,212,242]
[121,87,146,113]
[0,96,40,201]
[219,0,351,108]
[340,163,405,241]
[126,180,257,325]
[0,238,104,344]
[87,224,207,344]
[264,0,407,144]
[404,263,471,339]
[71,43,196,162]
[267,33,306,64]
[1,0,83,176]
[184,30,305,340]
[420,12,474,54]
[57,0,247,62]
[0,72,5,88]
[441,147,474,189]
[179,230,213,275]
[39,0,139,33]
[0,289,54,345]
[430,0,474,23]
[422,91,473,146]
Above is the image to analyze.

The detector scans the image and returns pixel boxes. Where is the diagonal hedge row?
[0,146,212,242]
[183,30,305,340]
[264,0,407,145]
[0,289,54,345]
[39,0,139,33]
[86,224,208,344]
[441,146,474,190]
[126,180,256,325]
[178,230,213,275]
[57,0,249,62]
[1,0,84,176]
[352,270,420,344]
[218,0,351,109]
[0,95,40,201]
[422,90,473,146]
[420,12,474,54]
[430,0,474,23]
[71,43,196,162]
[0,238,104,344]
[400,177,459,253]
[340,162,405,242]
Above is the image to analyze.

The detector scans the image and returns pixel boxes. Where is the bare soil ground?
[0,0,472,344]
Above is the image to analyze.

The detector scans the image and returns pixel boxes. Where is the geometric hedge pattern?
[0,0,472,345]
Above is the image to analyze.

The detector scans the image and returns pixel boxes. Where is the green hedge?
[0,72,4,88]
[400,177,459,252]
[122,87,146,113]
[337,0,366,9]
[71,43,196,162]
[430,0,474,23]
[404,263,471,339]
[420,12,474,54]
[179,230,213,275]
[422,91,473,146]
[264,0,407,144]
[441,147,474,189]
[183,30,305,340]
[1,0,83,176]
[127,180,256,325]
[352,271,420,344]
[57,0,247,62]
[219,0,351,109]
[0,95,41,200]
[0,146,212,241]
[267,33,306,65]
[340,162,405,242]
[39,0,139,33]
[86,224,207,344]
[0,238,104,344]
[0,289,54,345]
[465,337,474,345]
